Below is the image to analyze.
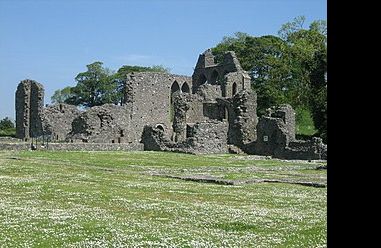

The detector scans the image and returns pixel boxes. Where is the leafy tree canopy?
[211,16,327,141]
[0,117,15,130]
[64,62,118,108]
[51,86,74,104]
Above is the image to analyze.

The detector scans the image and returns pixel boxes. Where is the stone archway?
[181,82,190,93]
[170,81,180,103]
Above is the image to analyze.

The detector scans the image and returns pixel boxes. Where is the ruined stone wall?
[202,102,225,121]
[67,104,131,143]
[224,72,251,98]
[248,104,326,160]
[142,121,229,154]
[223,90,258,147]
[184,121,229,154]
[15,81,31,140]
[172,92,226,138]
[29,82,44,137]
[124,72,192,143]
[0,142,143,151]
[191,50,251,96]
[282,138,327,160]
[141,125,175,151]
[268,104,295,141]
[15,79,44,140]
[195,84,222,101]
[46,142,143,151]
[0,143,30,151]
[253,116,289,156]
[172,92,189,142]
[42,103,82,141]
[186,99,204,124]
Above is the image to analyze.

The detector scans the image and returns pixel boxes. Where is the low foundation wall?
[0,143,30,151]
[0,142,144,151]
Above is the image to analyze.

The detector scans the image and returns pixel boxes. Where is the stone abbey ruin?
[14,49,326,160]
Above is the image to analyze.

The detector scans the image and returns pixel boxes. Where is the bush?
[0,128,16,137]
[0,117,14,130]
[295,107,317,137]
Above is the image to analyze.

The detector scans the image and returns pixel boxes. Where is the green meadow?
[0,151,327,247]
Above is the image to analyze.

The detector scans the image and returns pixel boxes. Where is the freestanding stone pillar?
[15,79,44,140]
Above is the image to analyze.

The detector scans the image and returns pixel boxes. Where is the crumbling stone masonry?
[122,72,192,143]
[248,104,327,160]
[142,121,229,155]
[42,103,81,141]
[15,79,44,140]
[14,49,326,160]
[146,50,258,154]
[67,104,130,143]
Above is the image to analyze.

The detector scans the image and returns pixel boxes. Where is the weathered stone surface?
[42,103,81,141]
[248,104,326,160]
[67,104,131,143]
[0,142,143,151]
[123,72,192,144]
[15,79,44,140]
[142,121,228,154]
[192,50,251,97]
[268,104,296,141]
[228,90,257,146]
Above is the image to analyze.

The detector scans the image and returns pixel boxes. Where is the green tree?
[279,17,327,107]
[51,86,74,104]
[65,62,118,108]
[211,17,327,140]
[0,117,14,130]
[279,17,327,141]
[309,49,327,142]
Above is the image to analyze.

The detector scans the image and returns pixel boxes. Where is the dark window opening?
[232,82,237,96]
[170,81,180,103]
[197,74,207,86]
[222,84,226,97]
[210,70,219,85]
[181,82,190,93]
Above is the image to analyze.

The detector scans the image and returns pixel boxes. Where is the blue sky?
[0,0,326,120]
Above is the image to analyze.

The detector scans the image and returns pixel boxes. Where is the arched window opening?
[170,81,180,122]
[181,82,190,93]
[232,82,237,96]
[198,74,207,86]
[170,81,180,103]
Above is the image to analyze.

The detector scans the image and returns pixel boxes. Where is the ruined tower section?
[228,90,258,146]
[15,81,31,140]
[15,79,44,140]
[191,49,251,98]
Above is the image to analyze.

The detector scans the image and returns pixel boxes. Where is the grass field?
[0,151,327,247]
